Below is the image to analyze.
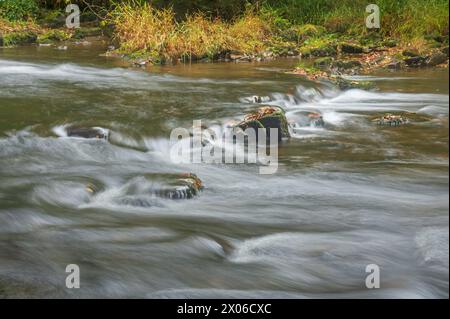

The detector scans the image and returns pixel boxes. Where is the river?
[0,39,448,298]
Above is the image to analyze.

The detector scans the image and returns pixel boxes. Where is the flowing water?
[0,40,448,298]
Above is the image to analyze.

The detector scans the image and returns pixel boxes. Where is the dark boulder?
[426,52,448,66]
[404,56,427,67]
[314,57,333,68]
[235,106,290,143]
[158,173,204,199]
[340,43,364,54]
[66,127,109,140]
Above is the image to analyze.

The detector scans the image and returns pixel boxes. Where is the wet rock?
[86,173,204,201]
[308,112,325,127]
[404,56,427,67]
[235,106,290,142]
[252,96,271,103]
[372,114,409,126]
[333,59,362,70]
[426,52,448,66]
[387,61,405,70]
[307,45,337,57]
[229,53,244,61]
[161,173,204,199]
[300,41,337,57]
[73,27,103,39]
[340,43,364,54]
[0,31,37,46]
[66,127,109,140]
[331,76,375,90]
[442,46,449,57]
[85,183,102,194]
[37,30,71,44]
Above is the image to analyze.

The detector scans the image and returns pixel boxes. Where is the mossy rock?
[332,59,362,70]
[314,57,333,68]
[301,44,337,57]
[300,37,338,57]
[331,76,375,90]
[235,106,290,142]
[37,30,71,44]
[382,39,398,48]
[0,31,37,46]
[340,43,364,54]
[66,126,109,140]
[73,27,103,39]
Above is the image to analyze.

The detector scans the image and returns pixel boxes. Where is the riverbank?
[1,1,448,81]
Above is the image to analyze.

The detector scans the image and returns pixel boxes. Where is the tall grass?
[263,0,449,39]
[109,2,272,62]
[108,0,448,63]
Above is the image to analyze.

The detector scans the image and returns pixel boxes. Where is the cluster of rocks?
[61,126,204,202]
[388,48,449,69]
[0,26,103,48]
[58,101,434,204]
[370,112,433,127]
[371,114,409,126]
[293,36,448,87]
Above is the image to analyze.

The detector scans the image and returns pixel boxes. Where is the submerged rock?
[85,173,204,202]
[308,112,325,127]
[251,95,271,103]
[372,114,409,126]
[235,106,290,142]
[66,127,109,140]
[290,111,325,129]
[160,173,204,199]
